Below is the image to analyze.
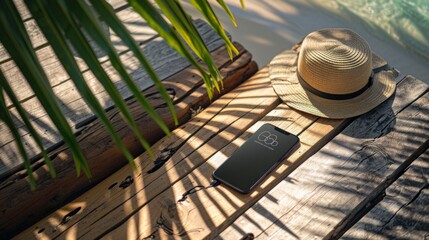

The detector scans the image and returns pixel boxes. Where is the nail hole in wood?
[108,182,117,190]
[60,207,81,225]
[37,227,45,234]
[119,176,134,189]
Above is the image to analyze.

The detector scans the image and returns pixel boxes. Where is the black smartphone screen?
[212,123,300,194]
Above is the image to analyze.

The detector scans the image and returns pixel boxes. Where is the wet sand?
[183,1,429,83]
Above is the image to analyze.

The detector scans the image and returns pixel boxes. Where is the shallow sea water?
[184,0,429,82]
[333,0,429,61]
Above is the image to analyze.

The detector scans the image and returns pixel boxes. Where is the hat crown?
[297,29,372,95]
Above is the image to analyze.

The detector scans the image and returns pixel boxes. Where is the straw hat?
[269,28,396,119]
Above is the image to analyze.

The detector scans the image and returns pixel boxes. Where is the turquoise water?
[334,0,429,60]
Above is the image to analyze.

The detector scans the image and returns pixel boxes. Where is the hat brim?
[269,50,396,119]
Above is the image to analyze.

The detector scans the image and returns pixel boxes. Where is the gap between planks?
[341,149,429,240]
[16,64,349,239]
[218,75,429,240]
[0,0,129,63]
[103,97,346,239]
[16,64,280,240]
[2,43,257,238]
[0,19,224,178]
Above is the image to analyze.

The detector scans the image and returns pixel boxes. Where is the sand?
[183,0,429,84]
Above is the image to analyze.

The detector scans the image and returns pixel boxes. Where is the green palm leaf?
[24,0,136,167]
[0,81,36,190]
[65,0,172,135]
[216,0,239,27]
[240,0,246,9]
[191,0,239,59]
[0,0,90,177]
[0,71,56,182]
[155,0,223,91]
[88,0,178,126]
[0,0,242,188]
[128,0,217,98]
[40,0,154,159]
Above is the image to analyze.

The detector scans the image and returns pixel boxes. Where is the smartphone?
[212,123,300,194]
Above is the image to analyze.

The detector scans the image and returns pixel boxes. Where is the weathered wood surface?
[0,18,225,179]
[218,75,429,239]
[14,65,281,239]
[1,40,257,238]
[15,60,349,239]
[0,0,128,61]
[1,1,155,98]
[11,0,127,23]
[342,150,429,240]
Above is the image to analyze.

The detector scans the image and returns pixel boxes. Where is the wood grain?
[11,0,128,23]
[16,63,277,240]
[0,0,129,62]
[16,62,348,239]
[0,19,224,179]
[102,103,345,240]
[218,75,429,239]
[341,150,429,240]
[1,42,257,239]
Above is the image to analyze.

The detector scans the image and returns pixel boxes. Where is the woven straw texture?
[269,28,396,119]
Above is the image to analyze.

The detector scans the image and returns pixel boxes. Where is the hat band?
[298,72,374,100]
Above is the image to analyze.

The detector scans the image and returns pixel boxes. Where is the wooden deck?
[0,2,257,238]
[13,44,429,238]
[3,2,429,240]
[0,4,228,177]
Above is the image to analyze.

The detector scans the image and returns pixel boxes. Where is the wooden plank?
[0,19,224,178]
[2,5,207,105]
[12,0,128,22]
[0,17,209,108]
[1,42,258,239]
[15,62,277,240]
[218,75,429,239]
[16,64,348,239]
[102,105,345,239]
[342,150,429,240]
[0,18,218,139]
[0,0,129,62]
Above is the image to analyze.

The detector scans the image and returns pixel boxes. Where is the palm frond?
[155,0,223,91]
[24,0,136,167]
[88,0,178,126]
[191,0,239,59]
[216,0,239,27]
[0,0,90,177]
[240,0,246,9]
[0,70,56,181]
[0,0,241,188]
[0,79,36,189]
[128,0,217,98]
